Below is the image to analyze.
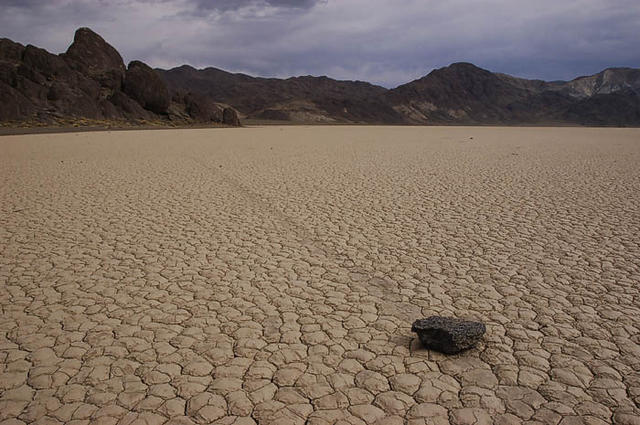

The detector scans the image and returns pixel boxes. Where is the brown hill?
[385,62,535,123]
[0,28,240,126]
[386,63,640,125]
[158,65,403,123]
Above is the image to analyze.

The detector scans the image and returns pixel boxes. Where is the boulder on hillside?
[109,90,155,120]
[223,107,241,126]
[63,27,125,91]
[184,93,224,122]
[123,61,170,114]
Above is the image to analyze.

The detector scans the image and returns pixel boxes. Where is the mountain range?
[2,27,639,127]
[159,63,640,126]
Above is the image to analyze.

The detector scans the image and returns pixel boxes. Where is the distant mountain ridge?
[158,65,403,124]
[385,63,640,125]
[159,62,640,126]
[1,27,639,127]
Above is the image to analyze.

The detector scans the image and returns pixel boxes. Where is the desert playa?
[1,126,640,425]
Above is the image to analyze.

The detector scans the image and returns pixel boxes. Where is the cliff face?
[0,28,240,126]
[559,68,640,98]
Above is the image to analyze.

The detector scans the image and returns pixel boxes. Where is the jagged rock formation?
[222,106,241,127]
[63,27,126,92]
[560,68,640,98]
[123,60,170,114]
[0,28,240,126]
[178,92,224,123]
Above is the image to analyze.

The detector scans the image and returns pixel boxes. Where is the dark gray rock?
[0,38,25,61]
[22,45,69,78]
[0,81,35,121]
[0,61,19,87]
[411,316,486,354]
[0,28,240,126]
[184,92,223,123]
[223,107,241,126]
[123,61,170,114]
[109,90,154,120]
[63,27,126,91]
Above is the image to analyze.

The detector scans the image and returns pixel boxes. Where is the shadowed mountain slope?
[159,61,640,126]
[385,63,640,125]
[158,65,404,123]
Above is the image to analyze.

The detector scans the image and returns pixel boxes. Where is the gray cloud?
[1,0,638,87]
[188,0,323,11]
[0,0,320,8]
[0,0,60,6]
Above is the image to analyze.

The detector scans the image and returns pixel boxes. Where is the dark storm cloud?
[188,0,323,11]
[0,0,319,7]
[1,0,638,87]
[0,0,67,6]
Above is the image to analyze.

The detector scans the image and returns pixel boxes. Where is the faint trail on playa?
[185,155,406,301]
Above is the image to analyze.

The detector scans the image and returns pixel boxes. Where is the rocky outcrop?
[0,82,35,121]
[560,68,640,98]
[109,90,154,120]
[223,107,241,126]
[412,316,486,354]
[63,27,125,92]
[0,28,240,126]
[123,60,170,114]
[178,92,241,126]
[183,92,224,122]
[0,38,24,61]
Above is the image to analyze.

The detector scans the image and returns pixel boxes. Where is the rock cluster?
[412,316,486,354]
[0,27,240,126]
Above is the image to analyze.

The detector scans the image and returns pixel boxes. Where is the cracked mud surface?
[1,126,640,425]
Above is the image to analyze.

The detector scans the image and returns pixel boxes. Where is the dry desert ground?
[1,126,640,425]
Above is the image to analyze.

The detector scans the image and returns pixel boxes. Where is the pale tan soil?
[1,126,640,425]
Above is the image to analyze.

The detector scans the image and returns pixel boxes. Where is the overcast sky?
[1,0,639,87]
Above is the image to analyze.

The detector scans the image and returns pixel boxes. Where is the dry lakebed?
[1,126,639,424]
